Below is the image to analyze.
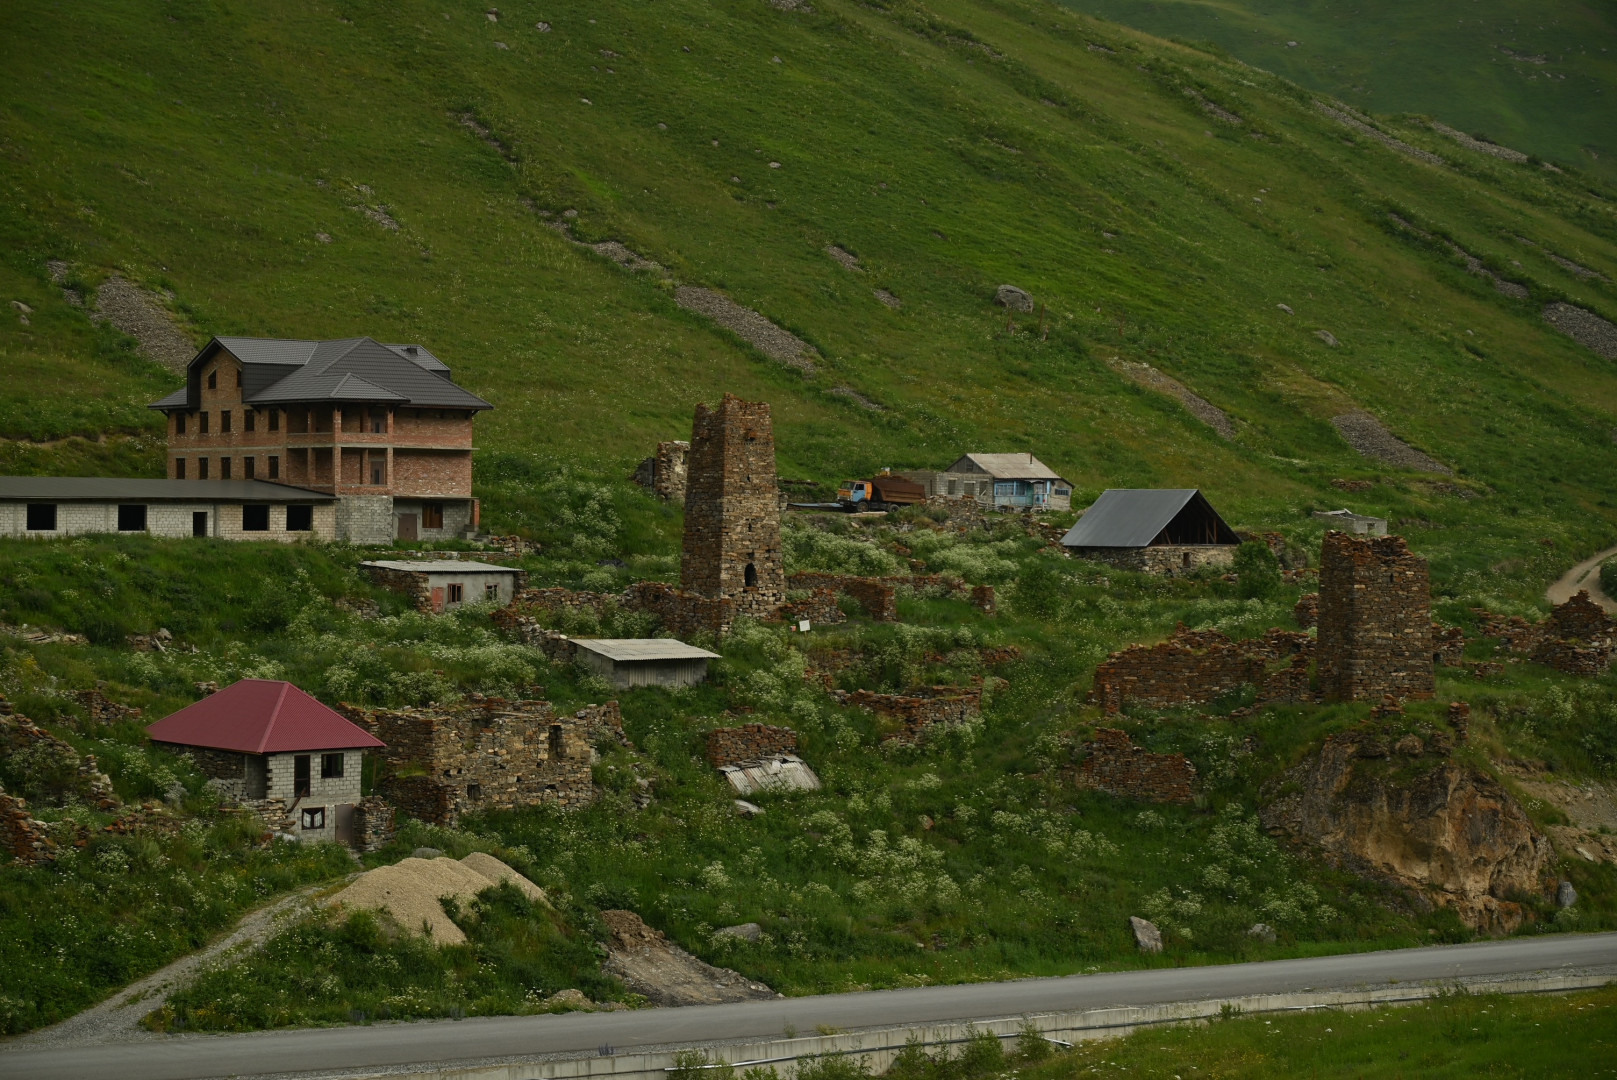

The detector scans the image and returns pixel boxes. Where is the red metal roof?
[146,679,384,754]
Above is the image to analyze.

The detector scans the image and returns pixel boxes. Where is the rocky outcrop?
[1261,726,1548,933]
[598,909,776,1006]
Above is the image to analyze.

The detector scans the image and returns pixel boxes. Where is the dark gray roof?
[1061,489,1237,548]
[149,337,491,413]
[0,477,336,502]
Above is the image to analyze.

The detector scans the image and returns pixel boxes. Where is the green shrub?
[1234,541,1280,600]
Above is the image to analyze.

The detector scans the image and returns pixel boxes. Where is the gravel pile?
[1544,302,1617,359]
[1331,411,1451,474]
[1117,361,1235,439]
[329,854,547,944]
[674,286,818,373]
[93,276,197,371]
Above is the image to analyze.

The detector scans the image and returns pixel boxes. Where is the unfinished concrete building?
[1317,532,1435,702]
[679,394,786,623]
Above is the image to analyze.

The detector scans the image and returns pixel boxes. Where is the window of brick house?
[294,755,311,798]
[286,504,313,531]
[242,504,269,531]
[175,413,187,435]
[245,410,255,433]
[422,502,443,529]
[243,457,255,480]
[268,409,280,432]
[321,752,344,779]
[175,458,186,480]
[220,410,231,433]
[198,457,209,480]
[447,583,464,603]
[207,369,217,389]
[370,408,387,434]
[300,806,324,829]
[236,370,243,388]
[199,412,210,434]
[268,455,279,479]
[25,504,56,531]
[370,460,385,486]
[220,457,231,480]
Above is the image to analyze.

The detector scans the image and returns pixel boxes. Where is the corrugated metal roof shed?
[0,477,336,502]
[1061,489,1239,548]
[948,453,1067,481]
[572,639,721,662]
[360,559,519,574]
[718,754,822,795]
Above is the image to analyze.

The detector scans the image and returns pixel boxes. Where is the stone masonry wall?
[786,573,996,621]
[1069,545,1238,576]
[1317,532,1435,702]
[833,685,983,747]
[632,440,690,503]
[0,784,58,866]
[1089,626,1314,713]
[706,724,799,767]
[1072,728,1197,804]
[680,395,786,622]
[352,794,396,854]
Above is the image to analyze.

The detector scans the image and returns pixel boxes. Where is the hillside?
[1065,0,1617,183]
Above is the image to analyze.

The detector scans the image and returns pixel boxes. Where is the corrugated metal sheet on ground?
[719,755,822,795]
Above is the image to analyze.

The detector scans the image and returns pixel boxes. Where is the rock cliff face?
[1261,727,1548,933]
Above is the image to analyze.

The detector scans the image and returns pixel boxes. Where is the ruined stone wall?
[706,724,798,767]
[625,580,734,639]
[1069,545,1237,576]
[1088,626,1314,713]
[75,689,143,725]
[343,697,601,826]
[2,714,119,810]
[0,783,57,866]
[363,564,431,610]
[680,395,786,622]
[1072,728,1196,804]
[1473,591,1614,677]
[1433,625,1466,666]
[834,685,983,747]
[1316,532,1434,702]
[352,794,396,854]
[633,440,690,503]
[780,587,846,627]
[1293,593,1320,630]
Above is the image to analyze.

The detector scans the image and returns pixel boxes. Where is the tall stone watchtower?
[679,395,785,622]
[1316,531,1435,702]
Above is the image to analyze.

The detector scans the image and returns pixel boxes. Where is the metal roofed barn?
[717,754,823,796]
[360,559,526,612]
[1062,488,1241,575]
[571,638,722,689]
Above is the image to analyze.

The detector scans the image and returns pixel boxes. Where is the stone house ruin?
[1316,532,1435,702]
[1071,728,1197,804]
[833,685,984,746]
[345,698,622,826]
[146,679,389,847]
[1475,590,1616,676]
[1089,626,1313,713]
[1061,489,1241,574]
[361,559,526,612]
[632,440,690,503]
[149,336,493,543]
[704,723,821,795]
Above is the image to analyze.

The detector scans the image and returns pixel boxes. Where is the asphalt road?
[4,933,1615,1080]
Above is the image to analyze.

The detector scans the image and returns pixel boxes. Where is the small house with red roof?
[147,679,384,845]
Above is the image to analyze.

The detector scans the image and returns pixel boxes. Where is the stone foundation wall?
[352,794,396,853]
[706,724,799,767]
[1072,728,1197,804]
[834,685,983,747]
[1069,545,1238,576]
[1317,532,1434,702]
[1089,626,1314,713]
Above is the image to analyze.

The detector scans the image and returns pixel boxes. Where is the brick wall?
[1316,532,1435,702]
[1068,545,1238,576]
[1089,625,1314,713]
[833,685,983,747]
[680,395,786,622]
[1071,728,1197,804]
[706,724,798,766]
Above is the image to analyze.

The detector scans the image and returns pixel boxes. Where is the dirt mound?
[1262,728,1549,933]
[1331,411,1451,474]
[1544,302,1617,360]
[92,276,196,371]
[674,286,818,373]
[599,909,776,1006]
[329,854,545,944]
[1115,361,1235,439]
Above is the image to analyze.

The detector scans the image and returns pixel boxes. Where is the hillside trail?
[1546,544,1617,612]
[9,877,347,1048]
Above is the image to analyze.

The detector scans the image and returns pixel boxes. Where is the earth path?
[1546,544,1617,612]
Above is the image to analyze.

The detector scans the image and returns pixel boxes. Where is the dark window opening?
[245,410,255,433]
[25,503,56,531]
[220,410,231,434]
[207,369,217,390]
[192,511,208,537]
[199,412,209,434]
[485,582,500,600]
[370,462,385,486]
[447,583,464,603]
[1182,551,1192,568]
[467,783,483,802]
[1433,652,1443,665]
[548,724,565,760]
[175,458,186,480]
[422,502,444,530]
[269,409,281,432]
[236,370,243,389]
[268,455,280,479]
[370,409,387,434]
[198,457,209,480]
[300,806,325,829]
[293,755,311,798]
[243,457,255,480]
[220,457,231,480]
[321,752,344,779]
[175,413,187,435]
[117,504,147,532]
[744,562,758,587]
[286,504,313,531]
[242,504,270,531]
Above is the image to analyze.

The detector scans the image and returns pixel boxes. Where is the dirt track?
[1546,544,1617,612]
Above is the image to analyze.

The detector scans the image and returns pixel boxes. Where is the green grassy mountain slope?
[1064,0,1617,182]
[3,0,1617,581]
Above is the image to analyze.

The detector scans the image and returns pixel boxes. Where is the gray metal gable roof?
[0,477,336,502]
[1061,489,1202,548]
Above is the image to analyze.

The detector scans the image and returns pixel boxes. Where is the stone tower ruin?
[679,394,785,622]
[1316,531,1434,702]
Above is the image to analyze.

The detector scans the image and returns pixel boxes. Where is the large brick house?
[150,337,492,543]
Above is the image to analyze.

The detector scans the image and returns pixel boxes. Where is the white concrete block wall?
[264,749,365,842]
[423,570,520,608]
[0,500,336,541]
